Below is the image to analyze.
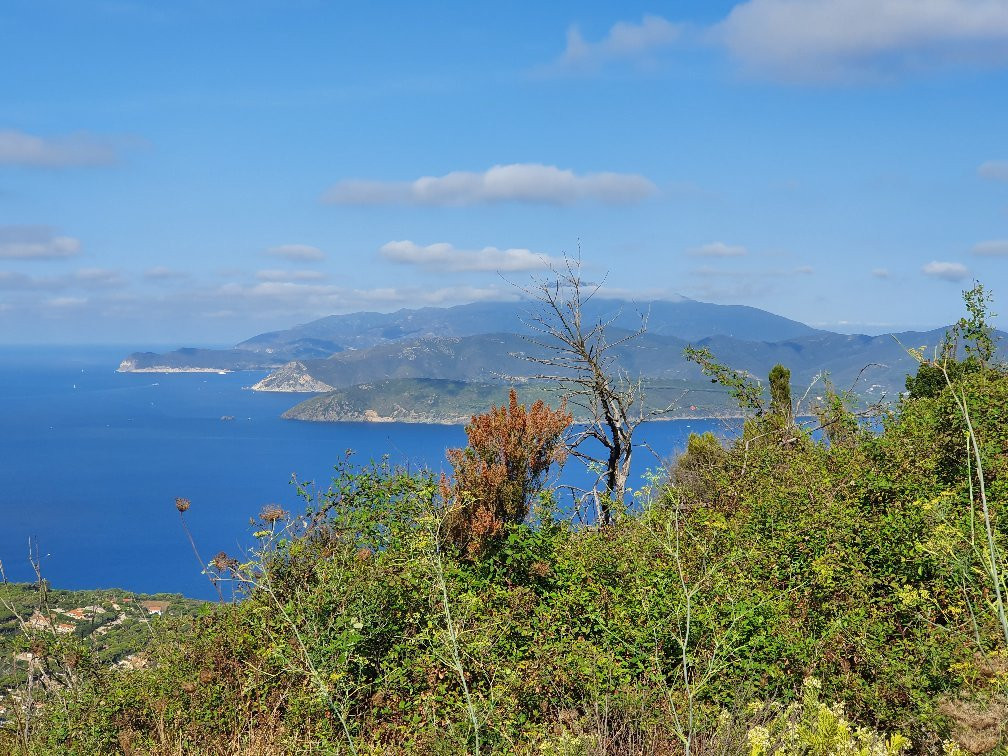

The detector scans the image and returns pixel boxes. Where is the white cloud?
[265,244,325,261]
[365,285,514,307]
[558,15,682,70]
[379,240,561,272]
[713,0,1008,82]
[0,226,81,259]
[0,129,120,167]
[979,160,1008,180]
[794,265,815,274]
[922,260,970,280]
[323,163,657,206]
[255,269,327,282]
[0,275,527,338]
[214,279,517,314]
[592,286,688,302]
[872,267,891,278]
[689,241,748,257]
[973,239,1008,256]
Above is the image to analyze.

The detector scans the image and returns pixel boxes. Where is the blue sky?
[1,0,1007,344]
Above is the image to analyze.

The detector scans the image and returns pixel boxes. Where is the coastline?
[282,410,749,426]
[117,366,231,374]
[114,364,756,424]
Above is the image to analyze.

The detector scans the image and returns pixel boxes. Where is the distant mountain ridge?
[252,329,936,395]
[242,298,819,347]
[116,297,1004,423]
[118,297,819,372]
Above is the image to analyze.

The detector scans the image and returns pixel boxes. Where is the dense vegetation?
[0,585,204,691]
[3,288,1007,755]
[281,377,738,424]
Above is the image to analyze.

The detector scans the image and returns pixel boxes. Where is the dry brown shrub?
[441,388,571,559]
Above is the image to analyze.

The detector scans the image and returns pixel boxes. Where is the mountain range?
[118,297,1001,423]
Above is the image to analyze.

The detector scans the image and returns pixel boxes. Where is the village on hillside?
[0,583,206,715]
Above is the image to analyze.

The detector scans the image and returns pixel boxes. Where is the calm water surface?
[0,346,729,598]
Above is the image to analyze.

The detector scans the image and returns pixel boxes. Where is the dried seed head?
[198,668,215,684]
[175,497,191,513]
[211,551,238,571]
[356,547,373,562]
[259,504,287,524]
[180,681,196,694]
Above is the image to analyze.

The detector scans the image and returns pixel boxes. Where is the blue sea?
[0,346,729,599]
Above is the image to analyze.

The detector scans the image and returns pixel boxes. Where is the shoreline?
[282,411,751,426]
[117,366,232,374]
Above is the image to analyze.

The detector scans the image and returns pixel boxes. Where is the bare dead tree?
[519,254,673,525]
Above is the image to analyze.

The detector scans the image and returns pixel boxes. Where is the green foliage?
[812,379,863,447]
[685,345,766,414]
[905,361,961,400]
[5,287,1008,754]
[664,307,1008,748]
[9,397,1006,753]
[958,282,998,369]
[768,363,793,422]
[907,282,1001,400]
[748,678,911,756]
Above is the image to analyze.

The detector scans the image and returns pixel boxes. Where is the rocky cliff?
[250,361,336,392]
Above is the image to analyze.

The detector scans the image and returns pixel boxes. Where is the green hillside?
[282,377,739,424]
[7,289,1008,754]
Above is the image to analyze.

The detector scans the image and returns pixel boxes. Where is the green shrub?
[747,678,911,756]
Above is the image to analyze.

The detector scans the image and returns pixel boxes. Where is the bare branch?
[512,251,676,524]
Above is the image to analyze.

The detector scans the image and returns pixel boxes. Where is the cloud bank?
[379,241,561,272]
[0,226,81,259]
[556,3,1008,83]
[212,280,517,315]
[324,163,657,206]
